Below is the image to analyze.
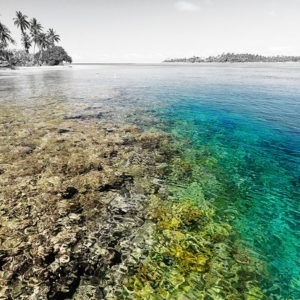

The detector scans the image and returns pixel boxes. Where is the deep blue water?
[1,63,299,298]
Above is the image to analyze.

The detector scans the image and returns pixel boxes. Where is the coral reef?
[119,196,266,299]
[0,103,170,299]
[0,100,267,299]
[116,136,267,299]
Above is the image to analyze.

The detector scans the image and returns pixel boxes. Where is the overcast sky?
[1,0,300,63]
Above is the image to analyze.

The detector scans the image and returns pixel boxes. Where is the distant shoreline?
[2,62,300,73]
[163,53,300,63]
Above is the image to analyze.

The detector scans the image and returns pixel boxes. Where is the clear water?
[1,63,299,298]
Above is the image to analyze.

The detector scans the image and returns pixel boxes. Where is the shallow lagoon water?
[1,63,299,298]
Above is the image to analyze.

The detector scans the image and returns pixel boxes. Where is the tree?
[13,11,30,52]
[0,21,15,66]
[13,11,30,34]
[0,21,15,49]
[35,33,49,64]
[36,33,49,49]
[35,46,72,65]
[21,33,32,53]
[8,49,33,66]
[30,18,43,55]
[47,28,60,47]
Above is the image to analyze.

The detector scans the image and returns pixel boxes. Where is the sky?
[1,0,300,63]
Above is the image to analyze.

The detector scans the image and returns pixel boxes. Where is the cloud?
[174,1,200,12]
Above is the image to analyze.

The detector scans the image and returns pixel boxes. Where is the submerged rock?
[62,187,79,199]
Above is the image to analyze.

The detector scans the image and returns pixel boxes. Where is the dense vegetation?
[36,46,72,65]
[0,11,72,67]
[164,53,300,63]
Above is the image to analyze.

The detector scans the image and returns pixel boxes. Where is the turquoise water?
[160,98,300,298]
[124,64,300,298]
[1,64,299,298]
[138,64,300,298]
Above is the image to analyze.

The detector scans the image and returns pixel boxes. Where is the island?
[163,53,300,63]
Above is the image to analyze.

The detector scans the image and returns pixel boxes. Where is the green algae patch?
[120,196,266,299]
[118,139,267,299]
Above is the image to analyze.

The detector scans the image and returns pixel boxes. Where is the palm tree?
[30,18,43,55]
[21,33,32,53]
[0,21,15,66]
[0,21,15,48]
[13,11,30,52]
[47,28,60,47]
[37,33,49,50]
[13,11,30,35]
[36,33,49,64]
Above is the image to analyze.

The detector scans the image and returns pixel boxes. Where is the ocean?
[1,63,299,299]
